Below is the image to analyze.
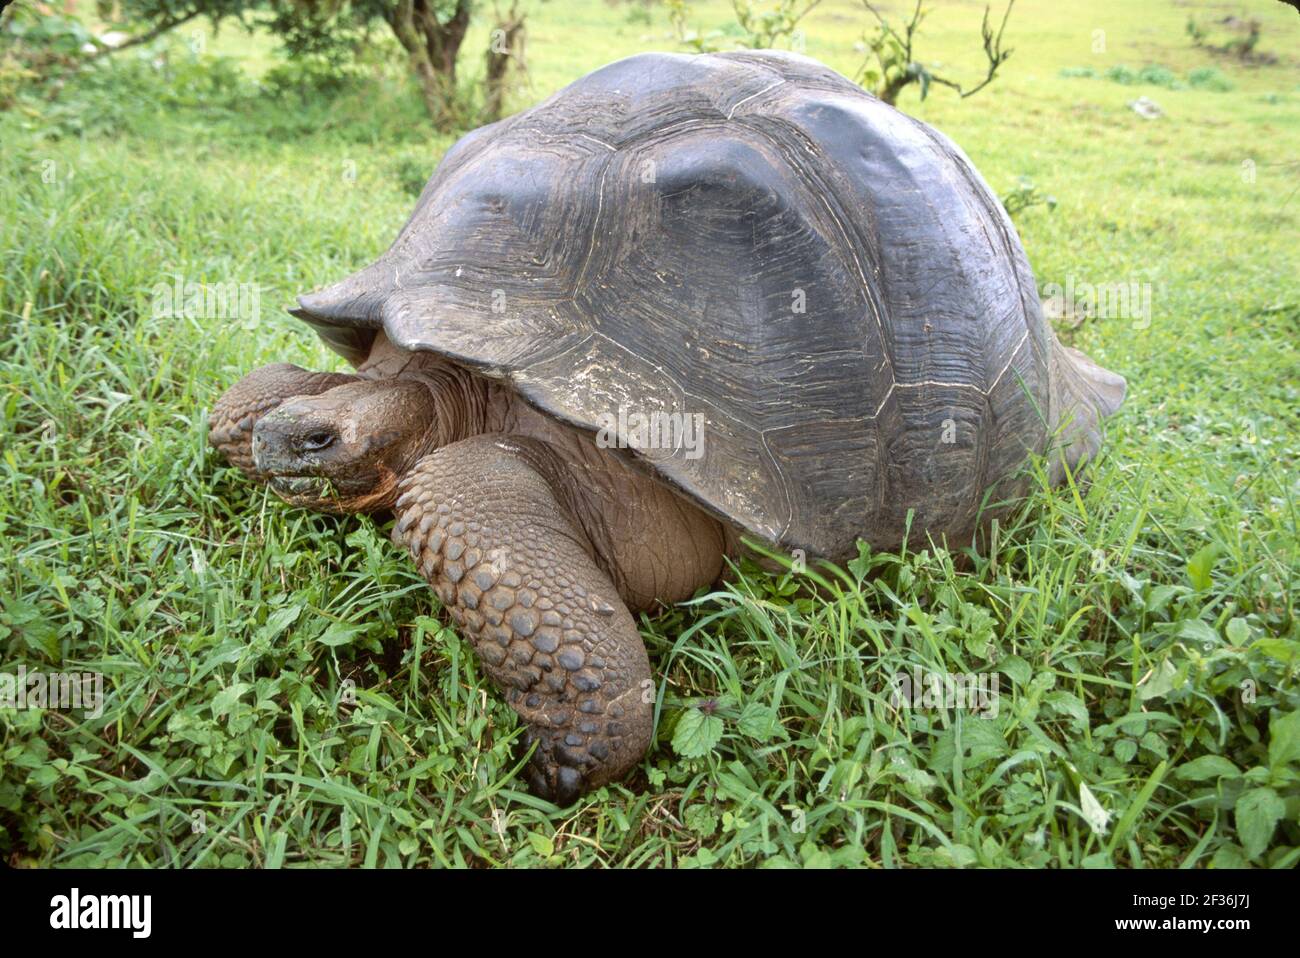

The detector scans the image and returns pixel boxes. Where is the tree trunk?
[384,0,472,126]
[483,5,526,122]
[879,74,909,106]
[419,0,471,85]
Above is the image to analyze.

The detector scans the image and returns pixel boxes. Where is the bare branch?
[82,12,203,62]
[858,0,1014,105]
[932,0,1016,99]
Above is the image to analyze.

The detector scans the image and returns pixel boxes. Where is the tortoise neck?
[401,364,494,455]
[358,334,505,452]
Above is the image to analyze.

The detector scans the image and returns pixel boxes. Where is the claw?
[524,753,586,805]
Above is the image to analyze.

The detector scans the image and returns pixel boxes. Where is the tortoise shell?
[292,50,1120,560]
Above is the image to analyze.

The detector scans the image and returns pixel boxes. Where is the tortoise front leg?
[392,435,654,803]
[209,363,360,479]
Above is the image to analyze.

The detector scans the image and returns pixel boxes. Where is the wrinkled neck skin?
[360,334,499,448]
[396,362,495,453]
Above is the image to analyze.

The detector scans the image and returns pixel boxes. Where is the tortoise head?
[249,375,439,513]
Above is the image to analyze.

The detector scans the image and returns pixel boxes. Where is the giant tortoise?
[209,50,1125,801]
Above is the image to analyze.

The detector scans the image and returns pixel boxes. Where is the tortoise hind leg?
[392,434,654,802]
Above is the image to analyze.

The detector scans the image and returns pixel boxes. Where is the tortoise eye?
[302,431,335,452]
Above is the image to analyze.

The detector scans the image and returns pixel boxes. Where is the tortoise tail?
[1047,341,1127,482]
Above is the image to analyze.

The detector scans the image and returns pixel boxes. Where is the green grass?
[1,0,1297,868]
